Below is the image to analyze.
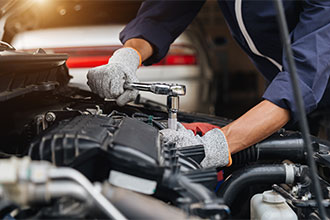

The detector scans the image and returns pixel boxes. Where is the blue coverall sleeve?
[120,0,205,65]
[263,1,330,122]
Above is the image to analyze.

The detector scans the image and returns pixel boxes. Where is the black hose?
[232,133,306,165]
[256,135,305,162]
[231,144,258,165]
[273,1,327,218]
[217,164,287,207]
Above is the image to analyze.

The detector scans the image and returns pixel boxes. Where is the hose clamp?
[284,163,295,184]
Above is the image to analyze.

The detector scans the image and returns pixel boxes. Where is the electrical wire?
[273,0,327,218]
[132,112,166,129]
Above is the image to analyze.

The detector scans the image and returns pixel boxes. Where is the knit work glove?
[160,123,232,168]
[87,47,141,106]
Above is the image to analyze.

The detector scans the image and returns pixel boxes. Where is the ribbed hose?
[231,134,307,165]
[218,164,289,207]
[231,145,258,165]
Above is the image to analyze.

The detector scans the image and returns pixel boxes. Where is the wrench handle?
[124,82,152,92]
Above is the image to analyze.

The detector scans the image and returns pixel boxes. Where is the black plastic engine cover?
[29,115,115,166]
[28,114,164,182]
[29,114,160,164]
[112,117,160,165]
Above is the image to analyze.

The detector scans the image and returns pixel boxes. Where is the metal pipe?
[46,181,89,202]
[49,168,127,220]
[102,184,192,220]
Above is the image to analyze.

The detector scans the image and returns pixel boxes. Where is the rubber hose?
[218,164,287,207]
[232,134,306,165]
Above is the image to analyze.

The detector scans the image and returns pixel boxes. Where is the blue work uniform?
[120,0,330,123]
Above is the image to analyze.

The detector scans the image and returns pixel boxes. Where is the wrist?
[201,128,232,168]
[124,38,153,62]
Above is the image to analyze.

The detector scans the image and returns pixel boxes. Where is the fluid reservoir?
[250,190,297,220]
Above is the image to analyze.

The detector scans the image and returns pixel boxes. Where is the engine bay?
[0,48,329,219]
[0,83,328,219]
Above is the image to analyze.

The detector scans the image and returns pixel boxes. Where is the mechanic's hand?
[160,123,232,168]
[87,47,141,106]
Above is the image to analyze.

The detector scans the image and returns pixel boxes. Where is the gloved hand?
[87,47,141,106]
[160,123,232,168]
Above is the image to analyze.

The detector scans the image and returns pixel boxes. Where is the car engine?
[0,45,329,219]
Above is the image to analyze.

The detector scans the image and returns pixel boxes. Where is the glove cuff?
[221,129,232,167]
[125,47,142,67]
[108,47,140,71]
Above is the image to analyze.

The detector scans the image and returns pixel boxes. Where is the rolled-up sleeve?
[263,1,330,122]
[120,0,205,65]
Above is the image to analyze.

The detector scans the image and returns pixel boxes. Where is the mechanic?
[87,1,330,168]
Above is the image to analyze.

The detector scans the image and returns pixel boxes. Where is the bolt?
[176,197,191,204]
[45,112,56,122]
[291,186,299,196]
[301,192,312,201]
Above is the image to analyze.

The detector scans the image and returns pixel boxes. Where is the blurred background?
[2,0,266,119]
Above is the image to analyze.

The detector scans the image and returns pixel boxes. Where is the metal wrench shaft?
[125,82,186,96]
[125,82,186,130]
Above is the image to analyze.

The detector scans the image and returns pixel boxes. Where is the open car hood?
[0,0,36,40]
[0,1,70,101]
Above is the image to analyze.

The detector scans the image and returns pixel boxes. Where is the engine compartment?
[0,85,329,219]
[0,48,328,219]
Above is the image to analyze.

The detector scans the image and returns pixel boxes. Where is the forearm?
[124,38,153,62]
[222,100,290,154]
[120,1,205,65]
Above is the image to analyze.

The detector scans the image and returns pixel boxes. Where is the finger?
[159,129,176,144]
[101,73,113,98]
[126,69,139,82]
[116,90,138,106]
[87,69,97,91]
[87,76,102,97]
[177,123,186,131]
[87,67,106,96]
[109,75,125,98]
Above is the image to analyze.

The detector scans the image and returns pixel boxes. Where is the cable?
[273,1,327,218]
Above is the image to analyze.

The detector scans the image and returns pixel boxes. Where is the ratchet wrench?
[125,82,186,130]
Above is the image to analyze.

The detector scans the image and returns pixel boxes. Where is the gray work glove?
[160,123,232,168]
[87,47,140,106]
